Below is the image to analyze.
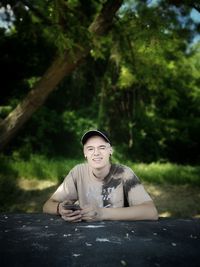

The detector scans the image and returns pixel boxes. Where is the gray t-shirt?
[52,163,152,208]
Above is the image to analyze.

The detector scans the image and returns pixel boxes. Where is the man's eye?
[87,148,94,151]
[100,146,106,150]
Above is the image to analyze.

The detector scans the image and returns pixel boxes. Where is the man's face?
[83,136,112,169]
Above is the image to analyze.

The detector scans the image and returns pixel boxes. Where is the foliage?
[97,1,200,164]
[4,106,97,158]
[0,0,200,164]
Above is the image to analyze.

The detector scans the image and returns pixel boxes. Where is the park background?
[0,0,199,218]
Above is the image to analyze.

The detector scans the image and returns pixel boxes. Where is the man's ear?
[83,148,87,159]
[110,147,113,155]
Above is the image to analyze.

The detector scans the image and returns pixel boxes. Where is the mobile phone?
[63,204,81,211]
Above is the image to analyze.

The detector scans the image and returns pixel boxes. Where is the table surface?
[0,213,200,267]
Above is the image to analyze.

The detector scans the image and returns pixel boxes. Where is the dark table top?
[0,213,200,267]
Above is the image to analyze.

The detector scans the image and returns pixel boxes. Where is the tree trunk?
[0,0,123,150]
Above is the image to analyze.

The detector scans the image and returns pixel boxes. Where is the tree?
[1,0,199,163]
[0,0,123,150]
[90,0,200,163]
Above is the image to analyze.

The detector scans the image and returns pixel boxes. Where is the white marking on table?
[78,225,105,228]
[85,242,92,246]
[96,238,110,242]
[72,253,81,257]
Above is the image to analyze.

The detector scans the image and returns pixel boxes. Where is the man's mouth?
[92,158,102,162]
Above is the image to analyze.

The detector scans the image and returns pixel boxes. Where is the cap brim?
[81,130,111,145]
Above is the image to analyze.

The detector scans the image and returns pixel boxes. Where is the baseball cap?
[81,129,111,145]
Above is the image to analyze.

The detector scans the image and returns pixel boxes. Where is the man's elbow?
[150,206,159,220]
[145,202,159,220]
[151,211,159,220]
[42,201,49,213]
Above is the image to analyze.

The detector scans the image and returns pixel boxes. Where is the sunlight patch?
[18,178,56,191]
[145,183,162,197]
[159,211,172,217]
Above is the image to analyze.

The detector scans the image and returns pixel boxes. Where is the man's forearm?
[101,201,158,221]
[43,200,158,221]
[43,199,59,215]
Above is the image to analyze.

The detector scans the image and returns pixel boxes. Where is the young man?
[43,130,158,222]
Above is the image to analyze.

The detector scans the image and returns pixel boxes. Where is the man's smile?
[92,157,103,162]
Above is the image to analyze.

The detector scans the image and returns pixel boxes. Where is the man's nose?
[94,148,100,155]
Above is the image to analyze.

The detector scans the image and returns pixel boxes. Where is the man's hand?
[58,201,82,223]
[80,204,102,222]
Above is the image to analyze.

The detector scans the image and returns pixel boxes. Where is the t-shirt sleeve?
[50,167,78,202]
[123,167,152,206]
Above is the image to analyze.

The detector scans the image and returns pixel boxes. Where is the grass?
[0,154,200,218]
[130,162,200,186]
[0,154,80,181]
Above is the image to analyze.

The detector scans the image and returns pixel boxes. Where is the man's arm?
[43,198,158,221]
[43,167,78,215]
[43,198,83,222]
[43,198,59,215]
[81,201,158,221]
[101,201,158,221]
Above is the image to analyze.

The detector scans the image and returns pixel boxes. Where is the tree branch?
[89,0,123,35]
